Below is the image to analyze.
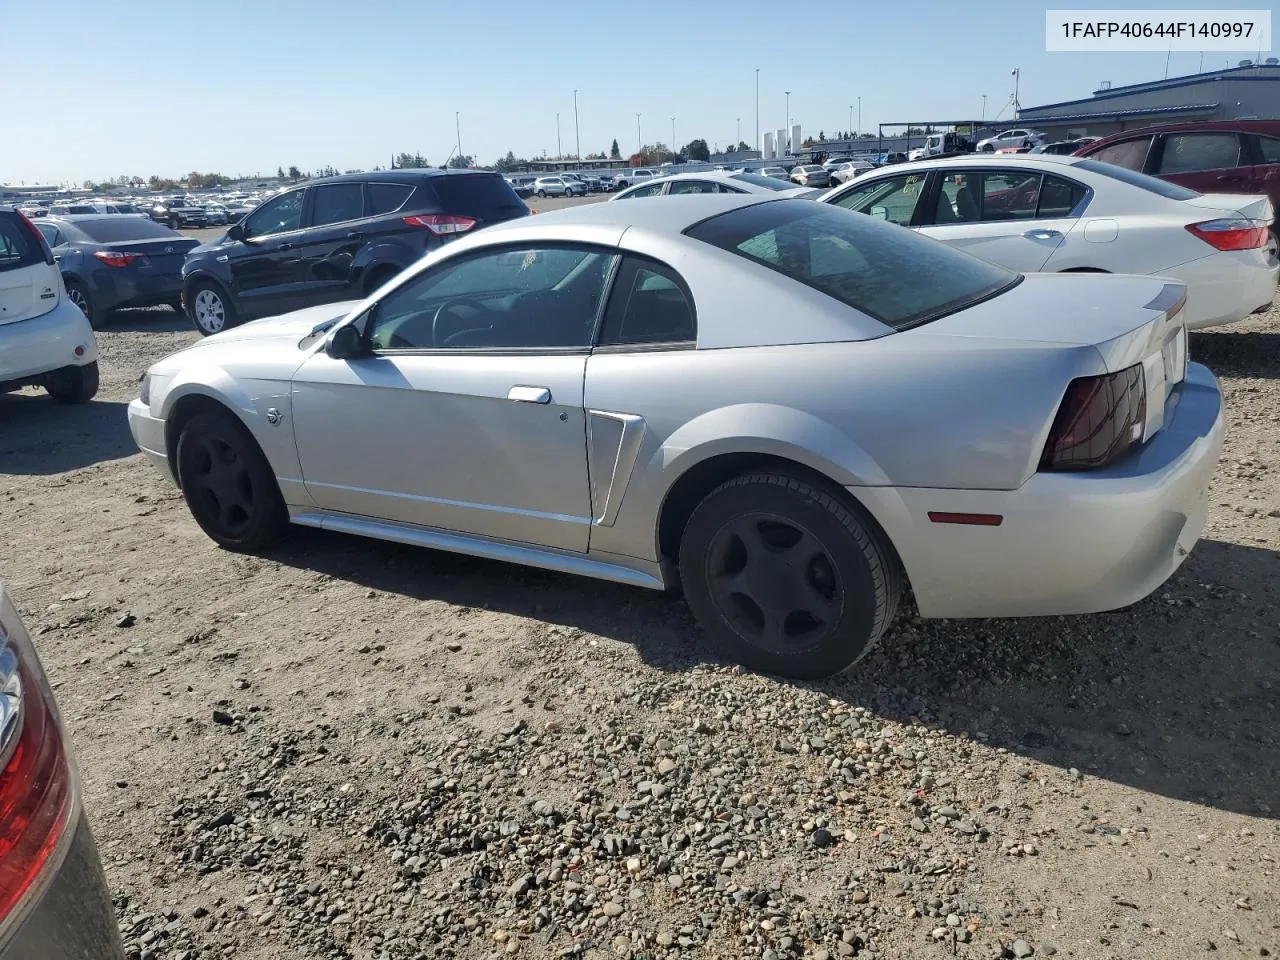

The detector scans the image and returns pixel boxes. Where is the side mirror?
[870,206,889,220]
[226,223,246,242]
[325,323,365,360]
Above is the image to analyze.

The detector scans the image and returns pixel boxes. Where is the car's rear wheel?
[679,470,900,679]
[537,190,547,198]
[45,362,99,405]
[64,280,105,329]
[176,410,287,551]
[187,280,237,336]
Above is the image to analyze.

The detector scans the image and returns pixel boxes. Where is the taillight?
[1185,218,1270,252]
[14,210,54,265]
[1039,364,1146,471]
[0,596,73,928]
[402,214,477,236]
[93,250,142,267]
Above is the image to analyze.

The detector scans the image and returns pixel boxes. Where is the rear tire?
[45,362,99,405]
[186,280,237,336]
[176,410,288,552]
[537,190,547,198]
[64,280,104,329]
[678,470,900,680]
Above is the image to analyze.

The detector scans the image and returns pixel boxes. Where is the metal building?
[1019,60,1280,142]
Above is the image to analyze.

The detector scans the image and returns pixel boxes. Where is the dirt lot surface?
[2,300,1278,960]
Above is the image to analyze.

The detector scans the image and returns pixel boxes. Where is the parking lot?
[0,275,1277,958]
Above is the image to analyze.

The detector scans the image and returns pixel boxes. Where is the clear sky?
[3,0,1270,184]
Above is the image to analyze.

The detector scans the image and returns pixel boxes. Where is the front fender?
[156,366,306,501]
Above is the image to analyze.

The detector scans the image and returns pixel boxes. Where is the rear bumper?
[0,302,98,386]
[0,806,125,960]
[858,362,1225,619]
[1171,248,1279,330]
[127,398,175,483]
[93,271,185,312]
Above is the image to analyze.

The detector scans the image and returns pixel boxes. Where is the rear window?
[1073,159,1200,200]
[425,174,528,220]
[730,174,798,191]
[0,214,44,273]
[73,217,183,242]
[686,200,1018,332]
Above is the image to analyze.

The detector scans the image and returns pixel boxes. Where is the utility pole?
[1011,68,1021,118]
[556,112,562,159]
[455,112,461,163]
[754,68,760,153]
[636,113,642,155]
[573,89,580,161]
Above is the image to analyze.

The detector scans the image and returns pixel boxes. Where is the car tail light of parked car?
[1040,364,1147,471]
[1185,217,1272,252]
[402,214,477,236]
[92,250,142,267]
[0,613,73,929]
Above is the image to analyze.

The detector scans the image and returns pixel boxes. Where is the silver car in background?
[532,176,586,198]
[128,195,1223,680]
[0,585,125,960]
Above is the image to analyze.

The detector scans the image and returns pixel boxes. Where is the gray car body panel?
[132,195,1220,619]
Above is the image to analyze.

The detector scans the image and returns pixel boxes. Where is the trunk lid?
[99,237,199,275]
[1182,191,1274,222]
[912,273,1188,441]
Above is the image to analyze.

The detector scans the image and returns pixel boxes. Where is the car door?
[227,188,308,316]
[919,168,1070,271]
[292,181,368,304]
[1248,133,1280,203]
[290,242,615,552]
[1149,131,1252,194]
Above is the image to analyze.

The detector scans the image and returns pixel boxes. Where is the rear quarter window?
[0,214,44,273]
[367,182,414,215]
[686,200,1018,332]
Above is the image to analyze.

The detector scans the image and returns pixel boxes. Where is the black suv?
[180,170,530,335]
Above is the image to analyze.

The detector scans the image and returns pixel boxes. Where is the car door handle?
[277,242,294,251]
[1023,229,1062,240]
[507,385,551,404]
[346,231,364,240]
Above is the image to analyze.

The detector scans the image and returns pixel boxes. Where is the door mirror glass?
[325,323,365,359]
[226,223,245,242]
[869,206,888,220]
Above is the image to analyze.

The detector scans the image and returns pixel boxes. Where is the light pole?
[671,116,676,153]
[856,96,861,136]
[573,89,581,161]
[848,104,853,137]
[754,68,760,152]
[1012,67,1021,118]
[636,113,642,155]
[455,111,461,162]
[556,112,562,159]
[784,91,790,152]
[981,94,987,122]
[736,117,741,147]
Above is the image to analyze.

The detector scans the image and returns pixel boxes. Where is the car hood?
[207,301,361,344]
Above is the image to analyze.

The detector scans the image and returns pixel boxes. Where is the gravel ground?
[2,298,1278,960]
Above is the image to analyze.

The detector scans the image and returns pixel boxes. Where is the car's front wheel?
[187,281,237,336]
[176,410,288,551]
[45,362,99,405]
[679,470,901,679]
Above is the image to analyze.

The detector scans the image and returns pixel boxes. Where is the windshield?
[686,200,1019,332]
[1074,159,1201,200]
[730,173,799,191]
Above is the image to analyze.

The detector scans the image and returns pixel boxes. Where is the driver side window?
[243,190,305,238]
[369,246,614,351]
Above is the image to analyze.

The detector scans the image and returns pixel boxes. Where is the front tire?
[537,190,547,199]
[186,280,237,336]
[176,410,288,552]
[169,216,181,229]
[679,470,900,680]
[45,362,99,405]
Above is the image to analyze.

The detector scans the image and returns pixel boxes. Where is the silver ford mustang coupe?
[128,195,1224,679]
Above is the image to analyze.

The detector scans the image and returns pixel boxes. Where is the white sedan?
[609,171,817,200]
[977,128,1045,152]
[819,154,1278,329]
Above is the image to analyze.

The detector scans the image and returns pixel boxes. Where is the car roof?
[486,192,769,235]
[867,154,1086,177]
[305,168,499,186]
[1083,119,1280,147]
